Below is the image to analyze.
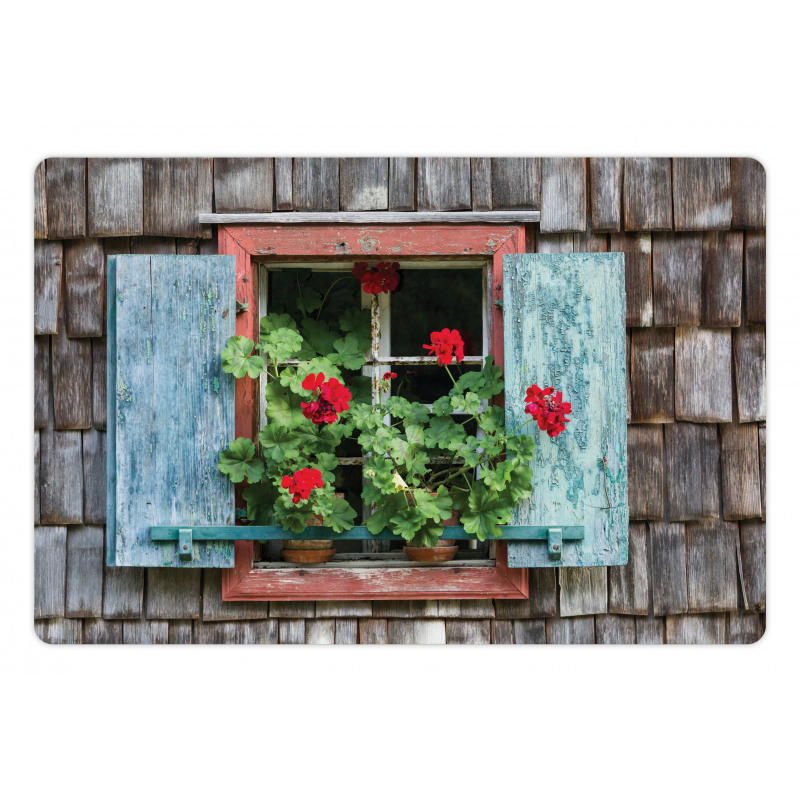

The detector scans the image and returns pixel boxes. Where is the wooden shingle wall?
[33,158,766,644]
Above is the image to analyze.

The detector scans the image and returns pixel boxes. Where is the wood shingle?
[64,238,104,338]
[731,158,766,229]
[630,327,674,422]
[87,158,144,237]
[701,231,743,327]
[739,520,766,613]
[292,158,339,211]
[664,423,720,520]
[650,522,688,616]
[65,525,104,618]
[46,158,86,239]
[674,327,732,422]
[143,158,212,238]
[744,231,766,324]
[540,158,586,233]
[417,158,471,211]
[610,232,653,327]
[623,157,673,231]
[733,325,766,423]
[339,158,388,211]
[608,523,649,615]
[490,157,540,210]
[653,233,702,326]
[672,158,732,231]
[470,157,492,210]
[213,157,273,213]
[628,425,664,520]
[388,157,415,211]
[589,157,623,232]
[720,424,763,520]
[686,520,739,612]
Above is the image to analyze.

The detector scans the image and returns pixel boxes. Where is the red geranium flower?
[301,374,352,425]
[281,467,324,504]
[301,372,325,392]
[423,328,465,366]
[352,261,400,294]
[382,372,397,380]
[524,384,572,437]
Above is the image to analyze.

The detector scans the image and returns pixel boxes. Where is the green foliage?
[461,484,514,540]
[221,336,264,379]
[217,438,265,483]
[220,268,540,549]
[261,327,304,363]
[330,333,367,370]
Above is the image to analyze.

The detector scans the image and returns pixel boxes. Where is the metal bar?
[151,525,585,542]
[200,211,541,225]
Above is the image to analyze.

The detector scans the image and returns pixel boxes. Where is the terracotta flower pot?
[281,504,337,564]
[403,494,461,563]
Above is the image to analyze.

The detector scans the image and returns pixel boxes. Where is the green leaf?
[260,313,298,338]
[330,333,367,370]
[452,435,485,468]
[296,285,323,315]
[262,328,304,363]
[480,461,515,492]
[258,424,301,463]
[412,486,453,523]
[506,434,535,464]
[451,391,481,415]
[409,520,444,548]
[405,452,429,481]
[365,494,404,535]
[300,318,338,357]
[390,506,427,542]
[241,482,278,524]
[384,396,412,419]
[265,380,305,429]
[340,307,372,341]
[477,355,504,398]
[479,405,505,434]
[425,416,464,449]
[503,463,534,503]
[221,336,264,379]
[431,396,452,416]
[454,370,485,392]
[350,403,384,432]
[461,484,513,540]
[217,437,265,484]
[404,424,425,450]
[325,496,357,533]
[404,403,431,426]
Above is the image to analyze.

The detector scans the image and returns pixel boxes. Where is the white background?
[0,2,795,798]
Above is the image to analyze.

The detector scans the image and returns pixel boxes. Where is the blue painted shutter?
[106,255,236,567]
[502,253,628,567]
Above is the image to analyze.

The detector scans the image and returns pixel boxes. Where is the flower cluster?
[281,467,324,504]
[352,261,400,294]
[423,328,465,366]
[524,384,571,437]
[301,372,352,425]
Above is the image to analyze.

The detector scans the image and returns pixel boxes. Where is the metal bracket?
[547,528,563,561]
[178,528,193,561]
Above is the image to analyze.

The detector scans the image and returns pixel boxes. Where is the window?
[220,223,531,600]
[255,260,491,563]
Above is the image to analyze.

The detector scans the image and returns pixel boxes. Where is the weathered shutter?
[106,255,236,567]
[503,252,628,567]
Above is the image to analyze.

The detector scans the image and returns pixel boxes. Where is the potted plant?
[349,328,571,562]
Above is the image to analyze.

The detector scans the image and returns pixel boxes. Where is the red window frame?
[219,223,529,601]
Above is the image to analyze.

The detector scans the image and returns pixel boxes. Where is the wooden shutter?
[106,255,236,567]
[502,253,628,567]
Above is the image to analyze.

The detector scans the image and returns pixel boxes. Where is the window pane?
[268,268,360,329]
[391,364,481,405]
[390,269,483,357]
